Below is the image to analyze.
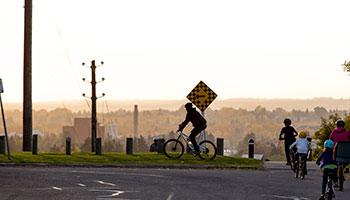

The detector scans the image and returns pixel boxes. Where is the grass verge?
[0,152,263,169]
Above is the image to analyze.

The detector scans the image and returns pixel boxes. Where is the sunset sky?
[1,0,350,103]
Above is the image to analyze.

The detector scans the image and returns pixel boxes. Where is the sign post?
[0,79,11,160]
[186,81,217,141]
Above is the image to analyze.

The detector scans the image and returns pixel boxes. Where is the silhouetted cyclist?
[177,103,207,154]
[279,118,298,165]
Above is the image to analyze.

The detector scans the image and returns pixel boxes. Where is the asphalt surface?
[0,161,349,200]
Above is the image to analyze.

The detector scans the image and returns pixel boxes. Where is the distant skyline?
[2,0,350,103]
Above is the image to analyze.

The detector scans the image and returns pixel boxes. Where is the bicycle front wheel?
[163,139,184,159]
[197,140,217,161]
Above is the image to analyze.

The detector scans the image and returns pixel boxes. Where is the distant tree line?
[1,106,349,158]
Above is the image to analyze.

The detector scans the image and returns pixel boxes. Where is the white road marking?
[52,187,62,191]
[77,183,86,187]
[261,194,310,200]
[96,198,137,200]
[111,190,124,196]
[167,192,174,200]
[88,189,125,197]
[96,180,116,186]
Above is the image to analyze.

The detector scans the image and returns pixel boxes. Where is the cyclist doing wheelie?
[177,102,207,154]
[279,118,298,165]
[289,131,309,177]
[316,140,338,200]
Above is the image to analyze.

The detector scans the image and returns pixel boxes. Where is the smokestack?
[133,105,138,138]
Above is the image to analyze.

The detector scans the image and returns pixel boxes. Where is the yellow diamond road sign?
[187,81,217,112]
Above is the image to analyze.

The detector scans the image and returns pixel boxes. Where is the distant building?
[2,131,44,137]
[33,130,44,136]
[134,105,138,138]
[62,118,105,143]
[108,124,118,140]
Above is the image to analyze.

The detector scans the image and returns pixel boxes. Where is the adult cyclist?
[177,103,207,154]
[329,119,350,187]
[279,118,298,165]
[330,120,350,144]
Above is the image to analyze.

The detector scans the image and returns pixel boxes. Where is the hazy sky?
[1,0,350,103]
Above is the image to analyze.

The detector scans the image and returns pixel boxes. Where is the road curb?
[0,162,264,170]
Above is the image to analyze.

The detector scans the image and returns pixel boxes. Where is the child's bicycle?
[163,130,217,160]
[294,153,308,179]
[325,170,337,200]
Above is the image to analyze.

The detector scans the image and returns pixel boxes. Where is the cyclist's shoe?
[333,182,339,187]
[193,150,200,157]
[318,194,325,200]
[286,162,291,165]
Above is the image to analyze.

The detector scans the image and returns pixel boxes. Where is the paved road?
[0,162,349,200]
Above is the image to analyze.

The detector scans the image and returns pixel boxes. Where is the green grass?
[0,152,263,169]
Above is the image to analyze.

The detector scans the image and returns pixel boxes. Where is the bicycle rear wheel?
[326,174,336,200]
[326,191,333,200]
[301,157,307,179]
[294,162,299,178]
[163,139,184,159]
[339,164,344,191]
[197,140,217,161]
[289,153,294,171]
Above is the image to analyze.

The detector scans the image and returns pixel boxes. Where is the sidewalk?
[0,162,264,170]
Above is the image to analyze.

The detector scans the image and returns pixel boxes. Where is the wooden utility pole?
[91,60,97,152]
[82,60,104,152]
[23,0,33,151]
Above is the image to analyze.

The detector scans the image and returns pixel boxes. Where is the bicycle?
[306,136,313,161]
[289,146,297,172]
[294,153,308,179]
[338,163,346,191]
[334,141,350,191]
[325,170,337,200]
[163,131,217,160]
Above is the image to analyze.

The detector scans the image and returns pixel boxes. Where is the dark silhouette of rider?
[177,103,207,153]
[279,118,298,165]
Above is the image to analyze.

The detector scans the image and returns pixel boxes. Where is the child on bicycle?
[316,140,338,200]
[289,131,309,174]
[279,118,298,165]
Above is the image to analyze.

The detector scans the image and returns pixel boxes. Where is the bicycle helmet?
[306,136,312,142]
[283,118,292,125]
[153,137,159,141]
[324,140,334,149]
[336,119,345,127]
[185,102,193,109]
[299,131,307,138]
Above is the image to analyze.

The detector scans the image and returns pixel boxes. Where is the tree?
[134,136,148,152]
[314,106,328,118]
[236,132,256,156]
[104,139,123,152]
[342,60,350,73]
[313,114,340,158]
